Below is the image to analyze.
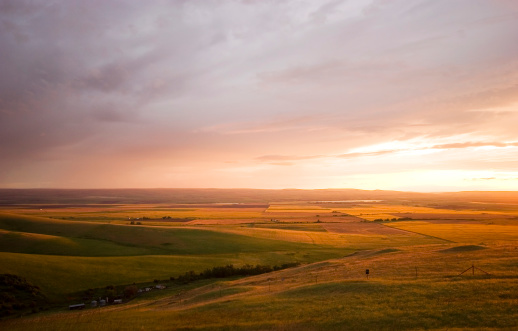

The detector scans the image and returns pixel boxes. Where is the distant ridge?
[0,188,517,205]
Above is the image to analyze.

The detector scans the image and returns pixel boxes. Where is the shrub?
[123,285,138,299]
[175,263,299,284]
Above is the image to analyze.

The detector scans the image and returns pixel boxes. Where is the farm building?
[69,303,85,310]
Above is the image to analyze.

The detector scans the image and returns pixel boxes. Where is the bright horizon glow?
[1,1,518,191]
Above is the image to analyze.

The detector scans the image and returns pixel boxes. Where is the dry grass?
[266,205,332,212]
[321,222,412,235]
[187,219,264,225]
[386,221,518,243]
[335,204,514,221]
[391,212,514,220]
[5,205,266,222]
[4,244,518,330]
[194,224,446,249]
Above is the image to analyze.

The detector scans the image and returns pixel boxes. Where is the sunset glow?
[1,0,518,191]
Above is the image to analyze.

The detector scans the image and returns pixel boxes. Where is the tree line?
[172,263,300,283]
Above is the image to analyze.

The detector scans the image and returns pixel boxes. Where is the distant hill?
[0,188,417,204]
[0,188,517,205]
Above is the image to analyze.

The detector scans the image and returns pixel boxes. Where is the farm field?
[386,220,518,244]
[1,189,518,330]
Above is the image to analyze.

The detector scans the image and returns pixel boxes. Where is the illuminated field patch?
[266,205,332,213]
[5,205,266,222]
[386,221,518,243]
[197,225,446,248]
[334,204,507,221]
[321,222,412,235]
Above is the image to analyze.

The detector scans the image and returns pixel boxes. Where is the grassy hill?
[0,212,344,256]
[3,244,517,330]
[0,212,347,300]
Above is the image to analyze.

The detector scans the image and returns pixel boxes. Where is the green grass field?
[0,212,349,300]
[0,212,345,256]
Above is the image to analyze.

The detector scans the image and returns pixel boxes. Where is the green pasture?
[0,212,354,301]
[0,212,342,257]
[0,250,341,301]
[0,252,229,300]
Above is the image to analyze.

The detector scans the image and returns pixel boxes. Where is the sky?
[1,0,518,191]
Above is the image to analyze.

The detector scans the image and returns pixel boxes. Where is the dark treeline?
[78,263,301,306]
[373,217,413,222]
[173,263,300,283]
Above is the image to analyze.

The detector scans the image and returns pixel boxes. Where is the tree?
[123,285,138,299]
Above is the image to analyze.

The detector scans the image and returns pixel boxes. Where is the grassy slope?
[3,245,518,330]
[0,212,348,299]
[197,224,446,249]
[0,212,341,256]
[0,253,247,300]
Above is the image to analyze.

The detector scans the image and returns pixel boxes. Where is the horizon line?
[0,187,517,194]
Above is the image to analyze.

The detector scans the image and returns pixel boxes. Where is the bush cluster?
[372,217,413,222]
[172,263,299,284]
[0,274,47,317]
[373,218,398,222]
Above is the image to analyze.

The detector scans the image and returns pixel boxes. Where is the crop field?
[329,204,518,221]
[196,224,445,249]
[386,220,518,244]
[320,222,412,235]
[1,189,518,330]
[3,204,268,222]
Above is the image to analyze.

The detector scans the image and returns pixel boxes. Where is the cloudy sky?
[1,0,518,191]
